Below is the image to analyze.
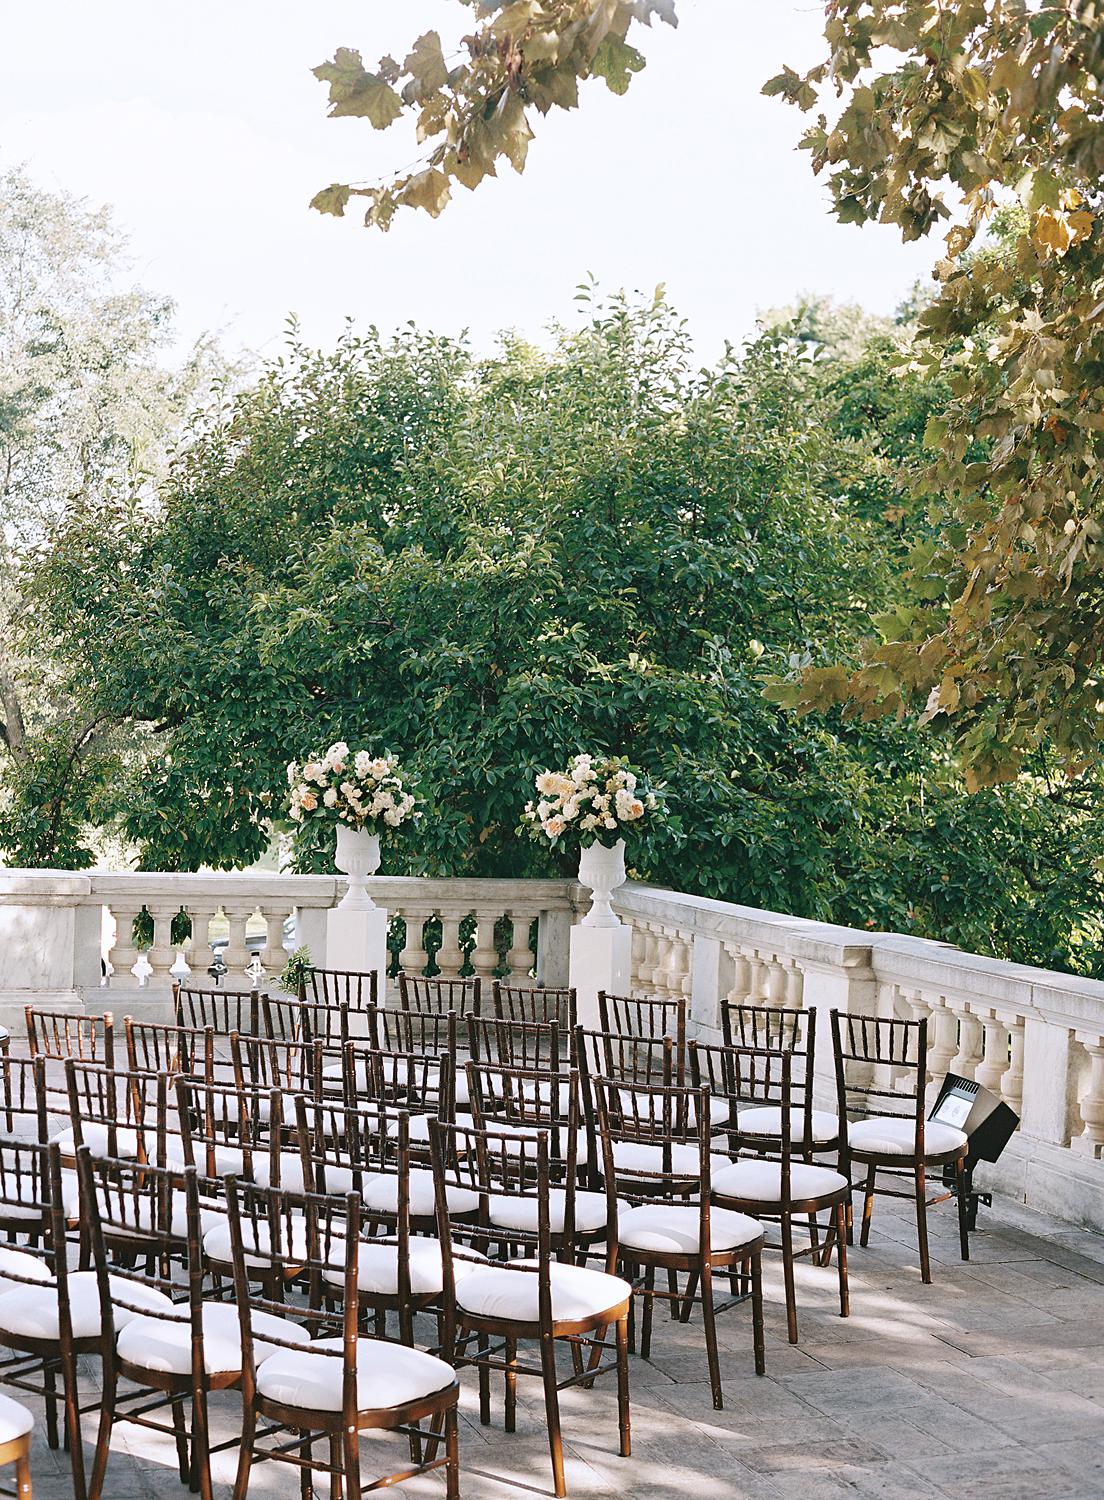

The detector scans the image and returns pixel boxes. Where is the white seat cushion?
[321,1236,484,1297]
[203,1215,309,1268]
[0,1392,33,1443]
[611,1141,727,1178]
[362,1169,478,1219]
[617,1203,762,1255]
[848,1117,967,1158]
[0,1246,53,1292]
[257,1335,455,1413]
[117,1300,309,1376]
[456,1259,630,1324]
[736,1106,839,1144]
[163,1138,247,1177]
[488,1189,609,1237]
[0,1271,173,1341]
[52,1123,140,1157]
[711,1158,848,1204]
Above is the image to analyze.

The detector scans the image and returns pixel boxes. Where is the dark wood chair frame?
[492,981,577,1031]
[429,1118,631,1500]
[260,994,352,1048]
[590,1073,766,1407]
[0,1057,49,1150]
[721,1003,840,1155]
[172,984,261,1039]
[225,1176,460,1500]
[829,1010,970,1283]
[0,1141,87,1500]
[597,992,686,1059]
[694,1042,851,1344]
[302,966,378,1011]
[25,1009,115,1118]
[78,1150,240,1500]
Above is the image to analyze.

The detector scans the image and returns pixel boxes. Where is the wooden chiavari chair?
[260,993,355,1047]
[830,1010,970,1282]
[78,1150,308,1500]
[25,1009,115,1117]
[0,1141,87,1499]
[367,1005,463,1108]
[591,1073,765,1407]
[172,983,260,1036]
[124,1018,216,1086]
[0,1057,48,1149]
[226,1177,460,1499]
[722,1003,839,1151]
[429,1119,631,1500]
[398,973,480,1018]
[696,1043,851,1343]
[59,1060,160,1168]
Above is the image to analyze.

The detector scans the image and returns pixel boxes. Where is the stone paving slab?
[7,1190,1104,1499]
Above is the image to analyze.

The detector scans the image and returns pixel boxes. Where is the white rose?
[370,758,389,779]
[544,816,566,837]
[286,761,298,786]
[383,808,402,826]
[562,797,580,821]
[322,788,337,808]
[535,771,559,796]
[354,750,372,776]
[604,816,617,829]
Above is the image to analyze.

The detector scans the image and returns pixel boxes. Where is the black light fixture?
[931,1073,1019,1229]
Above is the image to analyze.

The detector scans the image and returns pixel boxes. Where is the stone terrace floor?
[22,1190,1104,1500]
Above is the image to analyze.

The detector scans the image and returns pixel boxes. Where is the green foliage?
[33,288,1104,975]
[279,945,313,996]
[311,2,677,229]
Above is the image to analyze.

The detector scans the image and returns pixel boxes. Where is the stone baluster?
[398,910,430,977]
[651,930,673,999]
[222,904,254,982]
[974,1013,1010,1094]
[634,924,657,990]
[783,957,804,1010]
[950,1005,983,1081]
[765,954,787,1009]
[505,911,536,980]
[436,916,465,979]
[107,906,142,987]
[1074,1039,1104,1159]
[666,933,691,1001]
[724,944,752,1007]
[629,924,647,987]
[146,904,181,983]
[187,908,215,982]
[902,989,932,1095]
[469,913,500,980]
[1003,1018,1026,1115]
[260,908,288,977]
[746,950,769,1003]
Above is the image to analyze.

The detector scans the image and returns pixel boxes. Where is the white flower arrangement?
[287,742,420,832]
[519,753,663,850]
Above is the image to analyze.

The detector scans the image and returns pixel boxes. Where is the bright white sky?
[0,1,937,365]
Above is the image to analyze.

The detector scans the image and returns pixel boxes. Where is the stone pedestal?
[325,906,388,999]
[570,923,632,1028]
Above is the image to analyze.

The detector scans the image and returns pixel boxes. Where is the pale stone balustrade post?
[689,934,723,1041]
[398,910,430,977]
[1074,1040,1104,1159]
[108,907,143,987]
[950,1006,983,1080]
[1002,1019,1026,1115]
[651,932,673,999]
[187,909,215,982]
[294,906,328,970]
[147,905,181,982]
[469,915,500,980]
[629,924,647,987]
[798,948,877,1110]
[260,910,288,977]
[505,912,536,980]
[74,900,107,997]
[436,916,466,979]
[222,905,255,982]
[925,997,960,1096]
[974,1013,1010,1094]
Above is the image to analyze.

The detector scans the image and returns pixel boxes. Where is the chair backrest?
[173,1074,284,1186]
[261,993,353,1047]
[579,1027,676,1087]
[492,982,577,1030]
[225,1177,364,1418]
[466,1060,580,1183]
[398,973,480,1017]
[124,1018,216,1083]
[229,1030,329,1102]
[830,1010,929,1143]
[173,984,260,1038]
[689,1038,806,1157]
[302,966,377,1010]
[367,1005,457,1059]
[76,1149,204,1354]
[467,1014,564,1073]
[597,991,686,1053]
[722,1002,812,1059]
[360,1046,455,1126]
[0,1054,49,1143]
[25,1007,115,1065]
[0,1137,68,1252]
[590,1073,714,1205]
[63,1059,166,1164]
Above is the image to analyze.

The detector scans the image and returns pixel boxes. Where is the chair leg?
[859,1164,877,1247]
[61,1349,87,1500]
[504,1336,518,1434]
[680,1270,698,1324]
[780,1214,798,1345]
[700,1263,723,1411]
[87,1368,114,1500]
[665,1268,680,1320]
[15,1450,31,1499]
[476,1331,491,1426]
[750,1249,765,1376]
[170,1395,190,1485]
[231,1404,255,1500]
[835,1202,850,1318]
[328,1432,342,1500]
[955,1156,971,1262]
[539,1332,566,1500]
[300,1431,314,1500]
[191,1384,214,1500]
[640,1266,655,1359]
[341,1423,360,1499]
[615,1315,631,1458]
[915,1163,931,1284]
[445,1403,460,1500]
[42,1360,59,1450]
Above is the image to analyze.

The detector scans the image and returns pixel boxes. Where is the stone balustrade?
[2,867,1104,1229]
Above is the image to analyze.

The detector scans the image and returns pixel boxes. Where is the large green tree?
[0,168,217,866]
[34,292,1104,974]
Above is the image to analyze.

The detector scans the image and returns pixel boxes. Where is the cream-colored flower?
[323,788,338,808]
[544,816,566,838]
[300,790,318,812]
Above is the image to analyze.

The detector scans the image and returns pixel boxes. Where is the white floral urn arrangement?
[287,742,421,910]
[519,753,664,928]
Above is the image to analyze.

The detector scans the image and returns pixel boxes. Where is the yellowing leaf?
[398,167,452,217]
[404,31,449,93]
